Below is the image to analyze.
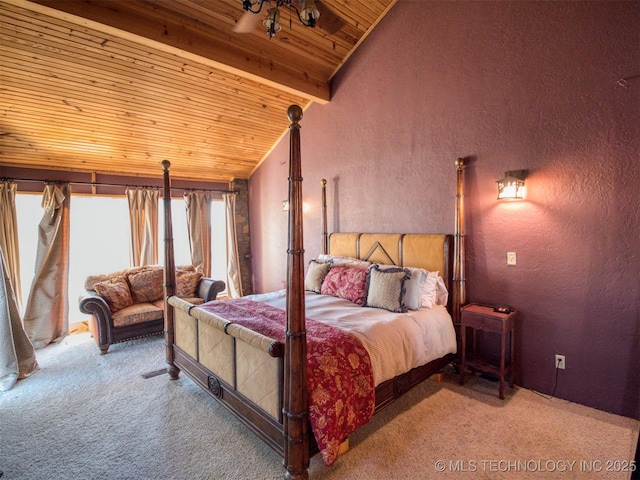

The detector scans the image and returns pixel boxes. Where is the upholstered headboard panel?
[328,233,453,291]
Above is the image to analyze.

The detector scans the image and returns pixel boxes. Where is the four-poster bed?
[162,105,466,480]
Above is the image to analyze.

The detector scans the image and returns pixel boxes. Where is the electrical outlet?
[555,354,565,369]
[507,252,517,265]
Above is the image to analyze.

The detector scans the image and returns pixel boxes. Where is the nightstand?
[459,303,517,399]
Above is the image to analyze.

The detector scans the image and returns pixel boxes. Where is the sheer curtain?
[126,188,159,266]
[0,181,22,309]
[23,183,71,348]
[224,193,242,298]
[184,191,211,276]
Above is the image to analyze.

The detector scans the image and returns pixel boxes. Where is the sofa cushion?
[93,276,134,312]
[128,267,164,303]
[112,303,164,328]
[176,268,203,298]
[153,298,165,310]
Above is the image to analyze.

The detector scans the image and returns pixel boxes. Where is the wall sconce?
[283,199,310,211]
[496,170,527,200]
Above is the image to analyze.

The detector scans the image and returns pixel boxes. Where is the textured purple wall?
[249,1,640,418]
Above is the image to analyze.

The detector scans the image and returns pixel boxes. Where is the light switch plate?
[507,252,517,265]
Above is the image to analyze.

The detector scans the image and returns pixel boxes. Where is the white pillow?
[316,254,371,269]
[434,275,449,306]
[402,267,427,310]
[420,270,439,309]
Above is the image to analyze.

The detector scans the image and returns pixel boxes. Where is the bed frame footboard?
[170,295,454,461]
[173,345,288,454]
[170,296,288,454]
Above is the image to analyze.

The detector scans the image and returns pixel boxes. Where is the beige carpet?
[1,334,637,480]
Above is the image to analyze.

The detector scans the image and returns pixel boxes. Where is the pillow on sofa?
[176,268,203,298]
[93,275,134,312]
[84,268,129,291]
[127,267,164,303]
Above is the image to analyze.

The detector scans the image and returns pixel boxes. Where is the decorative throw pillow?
[127,267,164,303]
[320,266,368,305]
[84,269,129,291]
[94,275,134,312]
[176,268,203,298]
[376,265,425,310]
[364,265,409,313]
[177,264,198,272]
[304,260,331,293]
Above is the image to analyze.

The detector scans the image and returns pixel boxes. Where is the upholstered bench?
[79,265,225,354]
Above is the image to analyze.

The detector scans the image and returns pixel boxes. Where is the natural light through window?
[15,194,227,325]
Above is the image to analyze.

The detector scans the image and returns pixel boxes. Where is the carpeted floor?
[1,333,638,480]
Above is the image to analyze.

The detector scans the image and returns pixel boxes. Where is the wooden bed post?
[162,160,179,380]
[452,157,467,324]
[321,178,328,255]
[283,105,309,480]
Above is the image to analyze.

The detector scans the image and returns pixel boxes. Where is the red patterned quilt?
[199,298,375,466]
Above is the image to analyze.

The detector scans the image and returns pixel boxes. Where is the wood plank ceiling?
[0,0,397,183]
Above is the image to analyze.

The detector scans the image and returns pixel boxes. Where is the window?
[159,198,228,282]
[210,201,228,283]
[15,193,227,326]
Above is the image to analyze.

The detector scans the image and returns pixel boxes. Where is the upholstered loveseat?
[79,265,225,354]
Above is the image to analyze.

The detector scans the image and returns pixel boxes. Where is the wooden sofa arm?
[198,278,226,302]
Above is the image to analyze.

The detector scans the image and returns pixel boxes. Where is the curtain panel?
[0,181,22,309]
[0,246,38,391]
[126,188,159,267]
[224,193,242,298]
[23,183,70,349]
[184,191,211,276]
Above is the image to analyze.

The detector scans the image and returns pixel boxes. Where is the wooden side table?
[459,303,517,399]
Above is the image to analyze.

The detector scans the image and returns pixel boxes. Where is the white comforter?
[244,290,457,386]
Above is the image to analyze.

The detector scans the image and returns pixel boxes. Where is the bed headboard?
[320,159,465,323]
[328,232,454,295]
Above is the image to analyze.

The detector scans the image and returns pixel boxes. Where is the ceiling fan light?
[263,7,282,38]
[242,0,262,13]
[301,0,320,27]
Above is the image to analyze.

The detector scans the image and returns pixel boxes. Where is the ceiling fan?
[234,0,345,38]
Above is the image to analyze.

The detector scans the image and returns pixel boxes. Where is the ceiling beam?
[16,0,331,103]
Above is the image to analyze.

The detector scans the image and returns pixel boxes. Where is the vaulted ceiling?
[0,0,397,182]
